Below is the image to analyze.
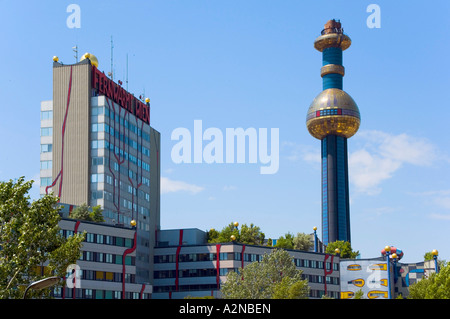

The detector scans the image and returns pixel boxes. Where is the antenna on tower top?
[126,53,129,91]
[108,36,114,80]
[72,45,78,62]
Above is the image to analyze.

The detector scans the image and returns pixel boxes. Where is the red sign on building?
[92,66,150,124]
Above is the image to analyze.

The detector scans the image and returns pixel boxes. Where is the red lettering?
[91,66,149,124]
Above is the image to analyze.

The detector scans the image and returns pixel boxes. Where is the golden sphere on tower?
[384,245,391,253]
[313,226,317,231]
[392,253,398,259]
[230,235,236,241]
[431,249,439,256]
[52,56,59,62]
[335,248,340,254]
[233,222,239,227]
[80,52,99,68]
[130,219,136,227]
[306,88,360,140]
[145,98,150,103]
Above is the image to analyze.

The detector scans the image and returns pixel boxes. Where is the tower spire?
[306,20,360,245]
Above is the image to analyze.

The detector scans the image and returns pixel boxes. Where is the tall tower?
[306,20,360,245]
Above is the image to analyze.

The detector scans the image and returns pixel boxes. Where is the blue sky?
[0,1,449,263]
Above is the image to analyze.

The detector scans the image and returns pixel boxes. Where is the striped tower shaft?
[321,46,351,245]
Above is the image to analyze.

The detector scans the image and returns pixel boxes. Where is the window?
[92,123,109,133]
[40,177,52,187]
[91,140,106,149]
[92,157,106,166]
[41,110,53,120]
[41,144,53,153]
[91,173,104,183]
[91,190,103,200]
[40,160,52,170]
[41,127,53,136]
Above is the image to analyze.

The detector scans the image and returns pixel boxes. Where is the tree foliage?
[408,262,450,299]
[220,249,309,299]
[0,177,85,298]
[69,203,105,223]
[275,232,313,251]
[207,222,265,245]
[325,240,359,259]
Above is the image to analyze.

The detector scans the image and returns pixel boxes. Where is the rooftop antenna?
[108,36,114,80]
[126,53,129,90]
[72,45,78,62]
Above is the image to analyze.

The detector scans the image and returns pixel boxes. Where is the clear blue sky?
[0,1,449,263]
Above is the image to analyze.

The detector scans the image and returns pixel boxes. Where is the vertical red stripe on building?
[323,254,334,296]
[122,232,137,299]
[140,284,146,299]
[241,245,246,270]
[216,244,221,288]
[175,229,184,291]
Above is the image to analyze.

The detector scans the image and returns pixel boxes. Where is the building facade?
[40,54,161,289]
[52,218,152,299]
[306,20,361,245]
[153,229,341,299]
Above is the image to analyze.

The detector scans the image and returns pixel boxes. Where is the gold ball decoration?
[230,235,236,241]
[52,56,59,62]
[313,226,317,231]
[314,33,351,52]
[145,97,150,103]
[431,249,439,256]
[391,253,398,259]
[130,219,136,227]
[306,88,360,140]
[335,248,340,254]
[80,52,99,68]
[233,222,239,227]
[384,245,391,253]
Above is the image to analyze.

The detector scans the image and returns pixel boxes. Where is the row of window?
[91,140,150,172]
[91,105,150,142]
[90,173,150,201]
[53,287,149,299]
[91,123,150,156]
[154,268,218,279]
[60,229,134,248]
[153,284,218,294]
[155,253,339,270]
[80,250,135,266]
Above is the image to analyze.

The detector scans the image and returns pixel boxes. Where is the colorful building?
[40,53,160,297]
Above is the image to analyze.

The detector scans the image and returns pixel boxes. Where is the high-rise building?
[306,20,360,245]
[40,53,161,284]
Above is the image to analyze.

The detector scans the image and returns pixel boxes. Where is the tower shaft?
[306,20,360,246]
[321,42,350,244]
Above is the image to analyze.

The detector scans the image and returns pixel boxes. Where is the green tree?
[0,177,85,298]
[274,232,313,251]
[239,223,265,245]
[293,233,313,251]
[408,262,450,299]
[207,222,265,245]
[275,233,294,249]
[220,249,309,299]
[70,203,105,222]
[325,240,359,259]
